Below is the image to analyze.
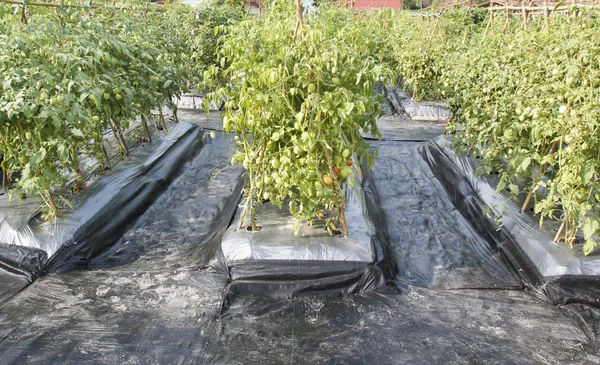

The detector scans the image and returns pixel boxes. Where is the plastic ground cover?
[0,119,599,363]
[222,167,397,298]
[421,135,600,350]
[0,123,205,304]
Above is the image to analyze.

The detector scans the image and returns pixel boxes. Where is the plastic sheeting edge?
[42,126,206,273]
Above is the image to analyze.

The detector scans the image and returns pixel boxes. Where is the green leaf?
[30,148,47,169]
[582,165,595,185]
[583,238,597,256]
[520,157,531,172]
[293,219,300,236]
[583,218,599,240]
[71,128,84,138]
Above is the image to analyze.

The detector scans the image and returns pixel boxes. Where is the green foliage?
[388,10,600,254]
[188,0,245,85]
[205,3,392,234]
[0,3,192,220]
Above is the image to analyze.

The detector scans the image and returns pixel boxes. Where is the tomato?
[333,166,340,176]
[210,131,217,139]
[308,83,316,93]
[103,93,111,100]
[332,77,340,85]
[342,149,350,158]
[115,94,123,101]
[272,158,280,169]
[346,158,352,167]
[92,116,100,123]
[322,175,333,185]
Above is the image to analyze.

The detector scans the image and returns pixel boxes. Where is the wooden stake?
[554,216,567,243]
[111,120,130,156]
[294,0,304,38]
[20,5,27,24]
[157,103,168,132]
[339,206,349,236]
[482,11,493,40]
[141,114,152,143]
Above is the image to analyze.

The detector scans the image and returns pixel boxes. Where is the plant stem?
[141,114,152,143]
[521,140,558,212]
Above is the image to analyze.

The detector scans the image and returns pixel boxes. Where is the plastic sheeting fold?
[0,123,206,296]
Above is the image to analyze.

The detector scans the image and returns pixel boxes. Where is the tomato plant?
[0,2,202,220]
[387,9,600,254]
[205,2,392,235]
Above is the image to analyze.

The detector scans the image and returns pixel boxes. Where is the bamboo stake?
[502,7,511,33]
[482,10,493,39]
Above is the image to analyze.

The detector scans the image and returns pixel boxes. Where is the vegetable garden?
[1,0,600,362]
[387,7,600,254]
[1,0,598,253]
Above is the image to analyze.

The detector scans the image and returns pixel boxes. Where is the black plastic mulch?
[0,125,598,364]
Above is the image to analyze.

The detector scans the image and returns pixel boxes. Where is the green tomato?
[308,83,316,93]
[332,77,340,85]
[103,93,111,100]
[57,95,65,103]
[115,94,123,101]
[40,92,48,101]
[269,71,277,85]
[263,191,270,200]
[340,166,351,178]
[210,131,217,139]
[342,149,350,158]
[25,132,33,141]
[91,116,100,123]
[256,180,264,189]
[314,180,322,189]
[264,176,272,185]
[272,158,281,169]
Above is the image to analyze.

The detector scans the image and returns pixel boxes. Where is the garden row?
[203,3,393,234]
[0,0,243,220]
[386,9,599,254]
